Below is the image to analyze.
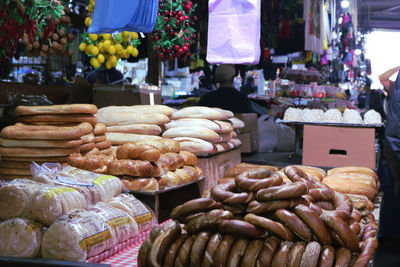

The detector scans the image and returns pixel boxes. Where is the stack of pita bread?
[163,106,243,156]
[0,104,103,179]
[96,105,175,145]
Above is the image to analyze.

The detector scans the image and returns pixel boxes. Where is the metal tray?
[277,119,383,128]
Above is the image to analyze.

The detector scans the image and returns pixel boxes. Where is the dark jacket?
[197,86,253,114]
[384,70,400,192]
[86,68,124,85]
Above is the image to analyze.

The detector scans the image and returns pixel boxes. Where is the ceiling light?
[341,0,350,9]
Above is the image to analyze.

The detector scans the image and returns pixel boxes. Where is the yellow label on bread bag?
[93,175,115,186]
[45,187,76,200]
[135,213,153,225]
[79,229,111,251]
[106,216,132,229]
[25,222,43,232]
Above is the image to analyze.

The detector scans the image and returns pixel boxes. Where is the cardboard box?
[234,113,258,133]
[302,125,376,169]
[93,85,161,108]
[238,131,259,153]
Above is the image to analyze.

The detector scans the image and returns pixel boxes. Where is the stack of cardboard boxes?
[235,113,259,153]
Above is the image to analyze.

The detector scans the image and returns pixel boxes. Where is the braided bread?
[117,143,161,162]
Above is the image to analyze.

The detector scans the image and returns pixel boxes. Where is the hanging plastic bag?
[88,0,158,34]
[258,115,277,152]
[206,0,261,64]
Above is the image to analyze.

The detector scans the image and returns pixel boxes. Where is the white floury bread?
[0,218,43,258]
[42,204,137,261]
[172,106,233,120]
[108,193,155,233]
[163,127,222,143]
[0,179,44,220]
[24,185,87,225]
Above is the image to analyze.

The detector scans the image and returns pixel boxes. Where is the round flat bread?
[0,167,32,175]
[0,147,78,157]
[0,156,68,162]
[18,114,97,126]
[0,137,82,148]
[0,174,33,180]
[0,161,34,169]
[0,122,93,140]
[15,104,98,116]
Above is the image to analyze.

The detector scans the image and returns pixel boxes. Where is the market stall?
[0,0,393,265]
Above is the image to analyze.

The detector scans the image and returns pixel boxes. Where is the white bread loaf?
[96,111,169,126]
[98,105,174,117]
[0,218,43,258]
[86,202,138,244]
[24,185,87,225]
[173,137,214,155]
[42,204,137,261]
[106,124,162,135]
[106,132,162,145]
[163,127,221,143]
[228,117,245,129]
[165,118,221,132]
[172,106,233,120]
[42,209,111,261]
[108,193,155,233]
[33,164,123,204]
[0,179,44,220]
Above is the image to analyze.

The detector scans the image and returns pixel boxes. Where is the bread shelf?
[277,119,383,128]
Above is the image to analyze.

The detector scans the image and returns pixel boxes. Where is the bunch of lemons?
[79,0,140,69]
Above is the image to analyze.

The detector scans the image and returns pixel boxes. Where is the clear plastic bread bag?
[41,209,113,261]
[31,162,124,205]
[0,218,44,258]
[87,202,139,245]
[108,193,158,233]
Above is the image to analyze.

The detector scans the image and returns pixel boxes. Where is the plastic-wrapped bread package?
[41,209,112,261]
[31,163,123,204]
[24,184,87,225]
[42,204,138,261]
[86,202,138,245]
[108,193,156,233]
[0,179,45,220]
[0,218,44,258]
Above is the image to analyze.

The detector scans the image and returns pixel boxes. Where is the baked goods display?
[0,104,114,179]
[139,165,379,267]
[96,105,174,145]
[283,107,382,125]
[68,140,203,192]
[0,168,155,260]
[164,106,243,156]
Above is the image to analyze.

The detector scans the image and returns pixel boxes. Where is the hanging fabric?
[88,0,158,34]
[206,0,261,65]
[304,0,324,54]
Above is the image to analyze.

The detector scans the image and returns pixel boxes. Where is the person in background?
[357,78,371,109]
[377,65,400,240]
[240,76,257,96]
[197,64,252,113]
[86,67,124,85]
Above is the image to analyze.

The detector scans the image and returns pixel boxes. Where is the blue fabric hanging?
[88,0,158,34]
